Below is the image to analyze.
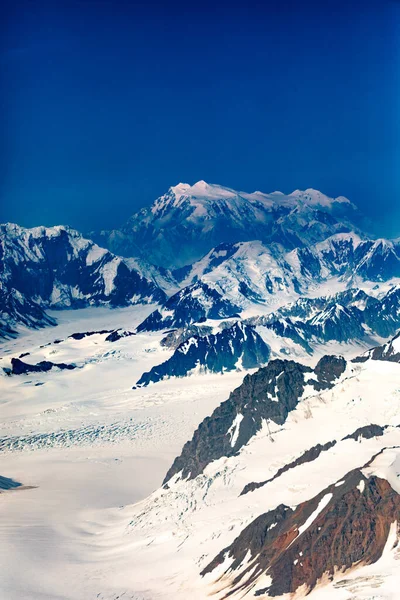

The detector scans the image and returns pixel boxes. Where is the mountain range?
[125,331,400,599]
[2,181,400,599]
[1,182,400,373]
[0,223,168,337]
[91,181,365,268]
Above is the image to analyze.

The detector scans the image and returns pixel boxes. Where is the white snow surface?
[0,305,247,600]
[84,359,400,600]
[164,181,354,212]
[297,493,333,537]
[175,233,400,319]
[1,305,400,599]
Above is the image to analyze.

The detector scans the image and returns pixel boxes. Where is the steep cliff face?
[202,467,400,598]
[136,281,241,332]
[163,355,346,483]
[0,224,167,337]
[135,323,270,387]
[0,286,56,338]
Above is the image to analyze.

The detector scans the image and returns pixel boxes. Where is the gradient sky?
[1,0,400,235]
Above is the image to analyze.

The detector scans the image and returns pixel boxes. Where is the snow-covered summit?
[163,181,354,211]
[288,187,352,206]
[93,181,362,268]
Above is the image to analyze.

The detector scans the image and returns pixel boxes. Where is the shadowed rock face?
[246,288,400,351]
[343,424,385,441]
[202,470,400,598]
[312,354,346,390]
[0,224,167,338]
[10,358,76,375]
[0,475,22,491]
[160,325,213,349]
[104,329,136,342]
[69,330,112,340]
[163,355,346,484]
[136,281,241,333]
[241,440,337,496]
[354,331,400,364]
[0,225,166,309]
[0,287,56,339]
[136,323,270,388]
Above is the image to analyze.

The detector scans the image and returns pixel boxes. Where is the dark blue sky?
[1,0,399,235]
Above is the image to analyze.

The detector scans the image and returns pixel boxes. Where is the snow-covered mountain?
[137,233,400,337]
[245,286,400,356]
[135,322,270,387]
[121,335,400,599]
[135,283,400,387]
[0,285,57,339]
[176,233,400,297]
[0,223,167,337]
[137,280,241,332]
[92,181,362,268]
[3,181,400,600]
[164,354,347,482]
[355,330,400,363]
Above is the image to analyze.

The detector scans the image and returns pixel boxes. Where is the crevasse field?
[1,304,400,600]
[0,305,246,599]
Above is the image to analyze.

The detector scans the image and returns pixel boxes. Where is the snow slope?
[1,303,400,600]
[0,305,247,600]
[84,350,400,600]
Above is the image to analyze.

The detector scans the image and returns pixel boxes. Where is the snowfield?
[0,305,246,600]
[1,305,400,600]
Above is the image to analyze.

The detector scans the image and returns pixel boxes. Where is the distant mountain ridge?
[91,181,364,268]
[137,232,400,338]
[1,182,397,353]
[135,322,270,387]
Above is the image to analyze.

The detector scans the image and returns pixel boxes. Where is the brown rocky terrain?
[202,464,400,598]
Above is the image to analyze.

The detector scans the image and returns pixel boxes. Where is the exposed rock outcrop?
[137,281,241,332]
[343,424,386,441]
[163,355,346,483]
[202,469,400,598]
[241,440,337,496]
[354,330,400,363]
[10,357,76,375]
[136,323,270,387]
[160,325,213,350]
[105,329,136,342]
[68,330,112,340]
[0,475,22,491]
[0,286,56,339]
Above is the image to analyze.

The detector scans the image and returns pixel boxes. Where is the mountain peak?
[289,188,352,207]
[170,182,191,196]
[169,180,237,201]
[96,181,364,268]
